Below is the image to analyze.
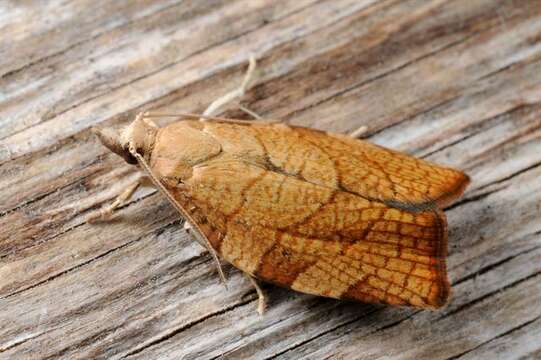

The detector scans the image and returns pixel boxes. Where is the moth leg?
[141,56,279,124]
[182,204,198,233]
[348,125,368,138]
[247,274,267,315]
[238,105,262,119]
[202,55,257,117]
[87,175,151,223]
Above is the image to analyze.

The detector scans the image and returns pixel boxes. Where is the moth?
[92,58,469,313]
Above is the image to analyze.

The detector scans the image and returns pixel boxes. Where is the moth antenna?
[142,112,281,124]
[128,145,228,288]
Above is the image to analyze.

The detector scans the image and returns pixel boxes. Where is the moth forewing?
[92,61,468,311]
[115,119,467,309]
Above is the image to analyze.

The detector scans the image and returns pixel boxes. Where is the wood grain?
[1,0,540,359]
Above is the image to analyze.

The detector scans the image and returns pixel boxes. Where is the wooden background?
[1,0,540,359]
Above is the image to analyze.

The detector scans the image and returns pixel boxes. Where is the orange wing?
[172,159,451,308]
[250,124,469,210]
[154,121,468,308]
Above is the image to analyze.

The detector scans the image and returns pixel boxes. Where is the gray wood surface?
[1,0,540,359]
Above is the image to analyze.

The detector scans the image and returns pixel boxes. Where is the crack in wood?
[286,31,482,124]
[0,187,158,260]
[40,255,216,359]
[0,330,49,353]
[120,296,258,359]
[419,101,541,159]
[0,1,189,81]
[445,314,541,360]
[1,218,183,299]
[281,0,529,129]
[367,94,463,139]
[0,157,102,218]
[259,308,383,360]
[475,159,541,192]
[259,308,420,359]
[437,272,540,321]
[452,243,541,286]
[447,157,541,211]
[1,237,139,299]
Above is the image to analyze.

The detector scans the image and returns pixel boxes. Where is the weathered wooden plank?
[0,0,366,162]
[0,0,186,76]
[457,316,541,360]
[1,0,540,359]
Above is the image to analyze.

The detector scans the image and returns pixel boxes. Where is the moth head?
[93,114,157,165]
